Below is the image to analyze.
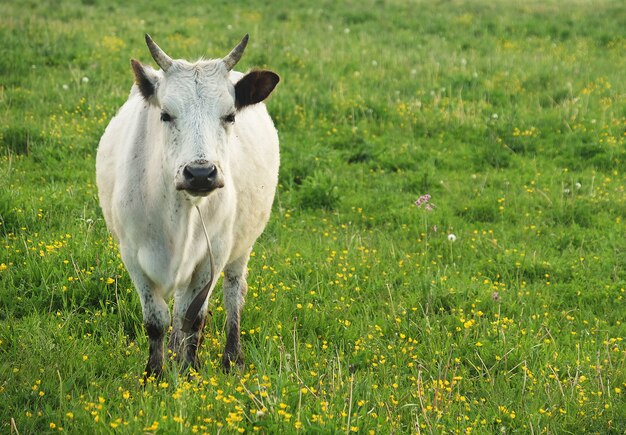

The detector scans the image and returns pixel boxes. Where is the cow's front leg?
[138,289,170,380]
[122,250,171,379]
[222,256,249,372]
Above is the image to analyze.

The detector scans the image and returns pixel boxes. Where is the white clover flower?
[447,233,457,242]
[81,76,89,84]
[62,84,69,90]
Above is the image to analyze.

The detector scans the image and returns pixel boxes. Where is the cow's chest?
[129,203,232,297]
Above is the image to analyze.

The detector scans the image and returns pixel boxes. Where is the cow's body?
[96,35,279,376]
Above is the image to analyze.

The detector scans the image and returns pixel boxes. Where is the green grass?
[1,0,626,433]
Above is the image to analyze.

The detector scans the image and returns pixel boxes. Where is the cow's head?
[130,34,279,198]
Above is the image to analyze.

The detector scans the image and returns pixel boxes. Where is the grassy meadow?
[1,0,626,433]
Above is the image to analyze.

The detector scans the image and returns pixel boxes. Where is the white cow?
[96,34,279,377]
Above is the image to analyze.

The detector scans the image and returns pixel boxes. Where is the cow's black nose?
[181,160,223,194]
[183,162,218,185]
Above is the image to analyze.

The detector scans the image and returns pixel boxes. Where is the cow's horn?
[223,34,249,71]
[145,34,173,72]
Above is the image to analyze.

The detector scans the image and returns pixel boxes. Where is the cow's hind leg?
[170,270,215,373]
[169,303,209,373]
[222,254,249,372]
[138,288,170,380]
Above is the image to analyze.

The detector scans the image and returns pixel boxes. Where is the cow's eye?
[223,113,236,124]
[160,111,173,122]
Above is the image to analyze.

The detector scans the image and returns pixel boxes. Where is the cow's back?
[95,87,146,242]
[227,72,280,261]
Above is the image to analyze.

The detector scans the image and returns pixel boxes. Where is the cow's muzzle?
[176,160,225,196]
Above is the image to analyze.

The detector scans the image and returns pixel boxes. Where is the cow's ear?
[235,70,280,109]
[131,59,160,102]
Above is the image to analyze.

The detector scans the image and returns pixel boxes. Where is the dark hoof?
[222,353,244,373]
[143,360,164,383]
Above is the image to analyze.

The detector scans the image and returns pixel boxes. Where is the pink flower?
[415,194,435,211]
[414,194,431,207]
